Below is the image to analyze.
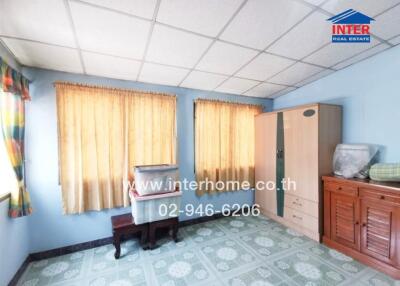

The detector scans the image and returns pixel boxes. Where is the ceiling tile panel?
[295,69,334,87]
[180,71,228,90]
[82,52,141,80]
[0,0,75,47]
[267,12,331,60]
[2,38,82,73]
[389,35,400,45]
[302,0,326,6]
[322,0,400,17]
[70,1,151,59]
[157,0,244,37]
[332,44,390,70]
[236,53,295,81]
[268,62,325,86]
[214,77,259,95]
[372,4,400,40]
[270,86,297,99]
[244,82,287,98]
[146,25,212,68]
[303,38,379,67]
[196,41,258,75]
[139,62,189,86]
[78,0,158,19]
[220,0,312,49]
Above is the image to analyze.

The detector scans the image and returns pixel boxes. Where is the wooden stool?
[149,217,179,250]
[111,213,148,259]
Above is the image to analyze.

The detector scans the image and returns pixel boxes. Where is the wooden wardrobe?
[255,103,342,241]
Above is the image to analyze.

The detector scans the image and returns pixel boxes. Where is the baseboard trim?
[30,236,114,261]
[8,256,31,286]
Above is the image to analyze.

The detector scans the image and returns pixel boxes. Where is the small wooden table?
[111,213,148,259]
[149,217,179,250]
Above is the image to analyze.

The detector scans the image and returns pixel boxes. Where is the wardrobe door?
[255,113,277,215]
[283,106,319,202]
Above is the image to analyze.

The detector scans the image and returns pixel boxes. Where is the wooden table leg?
[172,219,179,242]
[140,228,148,250]
[149,224,157,250]
[113,232,121,259]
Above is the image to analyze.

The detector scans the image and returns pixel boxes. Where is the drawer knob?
[338,187,342,190]
[362,223,366,227]
[380,195,385,200]
[355,221,359,225]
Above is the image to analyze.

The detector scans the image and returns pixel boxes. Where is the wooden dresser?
[323,175,400,279]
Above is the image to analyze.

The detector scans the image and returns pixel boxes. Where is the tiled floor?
[17,215,400,286]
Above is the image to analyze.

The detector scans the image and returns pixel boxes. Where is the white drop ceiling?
[0,0,399,99]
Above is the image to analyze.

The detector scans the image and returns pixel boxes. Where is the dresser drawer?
[285,194,319,218]
[284,207,319,233]
[325,181,358,196]
[360,188,400,205]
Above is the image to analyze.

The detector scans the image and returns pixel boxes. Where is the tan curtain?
[126,92,176,167]
[56,83,176,214]
[195,99,262,195]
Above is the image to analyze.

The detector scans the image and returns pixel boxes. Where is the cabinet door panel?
[283,106,319,202]
[361,199,398,265]
[255,114,277,214]
[331,193,360,250]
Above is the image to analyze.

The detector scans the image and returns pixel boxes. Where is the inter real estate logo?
[327,9,374,43]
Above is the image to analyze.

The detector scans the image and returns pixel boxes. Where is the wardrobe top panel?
[256,103,342,117]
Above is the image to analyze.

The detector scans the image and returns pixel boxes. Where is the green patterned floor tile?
[87,265,147,286]
[16,215,400,286]
[181,221,226,244]
[200,238,258,273]
[270,250,348,285]
[361,271,400,286]
[306,243,365,276]
[145,235,193,258]
[237,230,294,258]
[18,251,87,285]
[216,215,261,235]
[150,249,215,286]
[226,264,294,286]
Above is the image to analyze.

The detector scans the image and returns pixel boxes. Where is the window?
[56,83,176,214]
[195,99,262,195]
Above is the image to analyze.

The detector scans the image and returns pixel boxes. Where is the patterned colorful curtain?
[0,57,32,218]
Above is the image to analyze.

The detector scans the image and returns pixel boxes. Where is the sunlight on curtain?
[195,99,262,195]
[0,90,32,217]
[56,83,176,214]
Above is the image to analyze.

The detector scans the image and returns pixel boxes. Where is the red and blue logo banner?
[327,9,374,43]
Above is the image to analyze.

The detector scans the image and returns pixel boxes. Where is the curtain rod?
[53,81,177,97]
[195,98,263,108]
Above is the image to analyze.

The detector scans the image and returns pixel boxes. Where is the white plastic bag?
[134,164,178,196]
[333,144,379,179]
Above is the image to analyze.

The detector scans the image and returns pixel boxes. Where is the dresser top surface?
[323,175,400,192]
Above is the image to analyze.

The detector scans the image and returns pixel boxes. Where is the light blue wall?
[274,45,400,163]
[0,200,30,286]
[0,43,30,286]
[23,67,272,252]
